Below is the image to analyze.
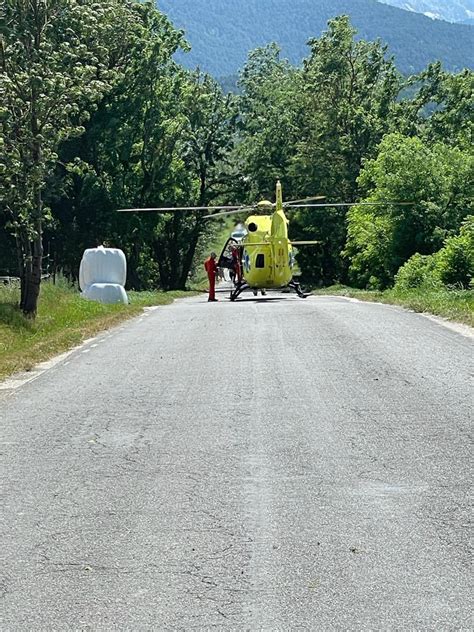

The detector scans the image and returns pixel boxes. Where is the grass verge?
[311,285,474,327]
[0,281,195,380]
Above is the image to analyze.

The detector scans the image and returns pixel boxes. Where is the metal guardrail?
[0,274,50,285]
[0,276,20,285]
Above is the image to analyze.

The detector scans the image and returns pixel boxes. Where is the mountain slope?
[157,0,473,76]
[378,0,474,24]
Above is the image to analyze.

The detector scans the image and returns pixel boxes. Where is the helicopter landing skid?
[288,279,308,298]
[230,281,250,301]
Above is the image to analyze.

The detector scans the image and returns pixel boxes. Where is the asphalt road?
[1,292,472,630]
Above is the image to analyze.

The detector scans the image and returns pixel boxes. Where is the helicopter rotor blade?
[290,241,320,245]
[203,206,255,219]
[236,242,269,247]
[217,241,320,248]
[285,202,413,209]
[118,200,412,215]
[284,196,326,205]
[117,205,244,213]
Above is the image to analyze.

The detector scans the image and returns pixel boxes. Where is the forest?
[1,0,473,316]
[158,0,474,76]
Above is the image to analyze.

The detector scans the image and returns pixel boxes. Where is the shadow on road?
[235,296,285,303]
[203,294,289,304]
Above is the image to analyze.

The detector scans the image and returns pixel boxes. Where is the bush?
[394,253,441,290]
[436,216,473,288]
[395,216,473,290]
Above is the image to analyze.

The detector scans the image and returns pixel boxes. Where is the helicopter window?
[256,254,265,268]
[248,222,258,232]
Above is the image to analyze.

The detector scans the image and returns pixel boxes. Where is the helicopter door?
[218,238,239,270]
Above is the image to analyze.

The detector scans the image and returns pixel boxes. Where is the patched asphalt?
[1,293,472,630]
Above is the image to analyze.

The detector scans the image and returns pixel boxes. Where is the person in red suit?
[231,245,242,284]
[204,252,218,302]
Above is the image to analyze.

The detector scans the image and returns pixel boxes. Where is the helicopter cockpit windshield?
[231,223,247,242]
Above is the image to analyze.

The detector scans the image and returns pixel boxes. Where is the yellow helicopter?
[118,182,410,301]
[118,181,324,300]
[207,181,321,300]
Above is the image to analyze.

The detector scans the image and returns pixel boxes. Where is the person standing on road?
[204,252,218,302]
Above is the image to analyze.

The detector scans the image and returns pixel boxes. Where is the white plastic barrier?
[79,246,128,305]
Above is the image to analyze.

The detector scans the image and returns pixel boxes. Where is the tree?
[152,71,237,289]
[50,65,236,290]
[436,216,474,288]
[0,0,187,316]
[292,16,401,199]
[392,63,474,149]
[47,15,189,290]
[289,16,401,284]
[235,44,300,201]
[1,0,149,315]
[344,133,474,288]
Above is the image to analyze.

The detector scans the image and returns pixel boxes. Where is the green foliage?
[1,0,182,312]
[394,253,440,290]
[436,216,474,287]
[290,17,401,283]
[59,68,236,290]
[344,208,394,289]
[232,18,403,284]
[345,134,473,288]
[395,216,473,291]
[236,44,300,200]
[49,3,198,291]
[312,284,474,326]
[294,16,401,197]
[2,4,472,309]
[393,63,474,148]
[2,0,236,300]
[0,222,16,275]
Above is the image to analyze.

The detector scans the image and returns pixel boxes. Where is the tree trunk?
[21,188,43,317]
[22,233,43,317]
[14,230,26,308]
[151,236,171,291]
[179,218,203,288]
[176,168,208,288]
[127,243,144,290]
[22,86,44,317]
